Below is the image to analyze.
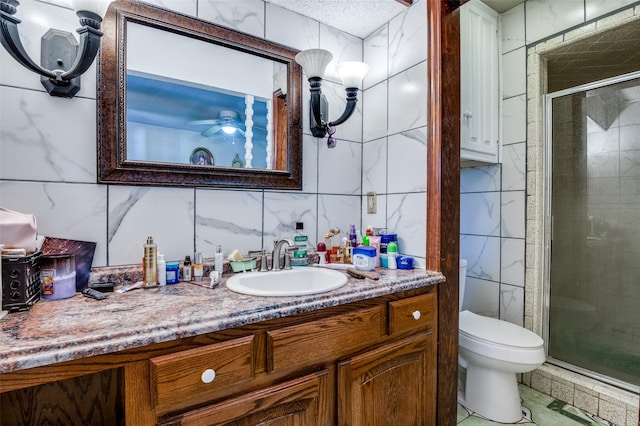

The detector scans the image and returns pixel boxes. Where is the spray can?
[143,236,158,288]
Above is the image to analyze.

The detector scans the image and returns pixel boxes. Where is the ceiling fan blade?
[201,125,222,137]
[187,119,220,126]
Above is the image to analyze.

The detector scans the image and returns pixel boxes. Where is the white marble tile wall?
[502,47,527,99]
[501,3,525,53]
[0,0,97,98]
[525,0,585,44]
[198,0,264,38]
[460,192,501,236]
[0,181,108,266]
[360,0,429,264]
[0,0,373,268]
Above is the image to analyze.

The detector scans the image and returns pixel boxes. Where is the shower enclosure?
[544,72,640,391]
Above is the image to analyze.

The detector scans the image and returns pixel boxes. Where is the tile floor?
[457,384,611,425]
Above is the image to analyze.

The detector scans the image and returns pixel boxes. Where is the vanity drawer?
[388,292,435,336]
[150,335,254,415]
[267,305,385,373]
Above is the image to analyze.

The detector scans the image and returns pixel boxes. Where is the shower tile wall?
[585,84,640,338]
[0,0,429,268]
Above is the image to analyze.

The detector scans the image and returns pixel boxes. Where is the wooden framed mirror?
[97,0,302,189]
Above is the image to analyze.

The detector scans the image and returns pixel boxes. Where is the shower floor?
[457,384,611,425]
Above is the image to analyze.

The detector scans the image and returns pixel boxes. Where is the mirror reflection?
[97,1,301,189]
[125,22,286,170]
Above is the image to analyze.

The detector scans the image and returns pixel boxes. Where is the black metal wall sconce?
[295,49,369,141]
[0,0,110,98]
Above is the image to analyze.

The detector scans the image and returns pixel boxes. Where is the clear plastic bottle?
[157,253,167,286]
[215,245,224,273]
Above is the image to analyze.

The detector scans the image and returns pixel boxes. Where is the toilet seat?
[459,310,544,364]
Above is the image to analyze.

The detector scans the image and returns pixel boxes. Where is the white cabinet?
[460,0,499,165]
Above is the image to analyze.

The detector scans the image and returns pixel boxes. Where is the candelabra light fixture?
[295,48,369,142]
[0,0,110,98]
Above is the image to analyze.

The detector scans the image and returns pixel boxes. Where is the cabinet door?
[460,0,499,164]
[160,369,332,426]
[338,333,435,426]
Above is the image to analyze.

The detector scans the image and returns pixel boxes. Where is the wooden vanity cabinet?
[0,287,437,425]
[338,333,435,425]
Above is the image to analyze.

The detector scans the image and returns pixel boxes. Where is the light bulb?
[336,61,370,89]
[222,125,236,135]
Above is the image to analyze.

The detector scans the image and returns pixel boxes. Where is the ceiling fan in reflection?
[187,109,245,137]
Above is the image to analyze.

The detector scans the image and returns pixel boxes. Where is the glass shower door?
[545,73,640,389]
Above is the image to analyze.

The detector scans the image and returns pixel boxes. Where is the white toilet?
[458,259,545,423]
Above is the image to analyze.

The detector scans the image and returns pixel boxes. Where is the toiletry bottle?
[143,236,158,288]
[367,227,381,267]
[215,244,224,273]
[330,227,342,262]
[316,242,327,265]
[292,222,309,267]
[193,252,204,281]
[344,239,353,264]
[157,253,167,286]
[349,224,357,248]
[182,255,192,281]
[387,242,398,270]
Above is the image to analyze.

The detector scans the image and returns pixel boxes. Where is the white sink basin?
[226,267,348,296]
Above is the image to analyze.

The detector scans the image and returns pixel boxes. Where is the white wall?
[0,0,429,267]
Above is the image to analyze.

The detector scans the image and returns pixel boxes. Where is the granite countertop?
[0,268,444,374]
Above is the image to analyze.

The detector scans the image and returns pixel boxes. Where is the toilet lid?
[459,310,544,349]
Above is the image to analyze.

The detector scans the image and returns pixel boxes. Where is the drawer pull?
[201,369,216,384]
[412,310,421,320]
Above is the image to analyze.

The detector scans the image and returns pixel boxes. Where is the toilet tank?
[459,259,467,311]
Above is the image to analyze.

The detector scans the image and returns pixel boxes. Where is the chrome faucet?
[272,238,295,271]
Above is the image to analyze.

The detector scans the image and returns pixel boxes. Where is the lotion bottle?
[143,236,158,288]
[157,253,167,286]
[215,245,224,274]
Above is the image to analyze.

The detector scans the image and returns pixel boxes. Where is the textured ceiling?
[264,1,523,39]
[264,0,408,38]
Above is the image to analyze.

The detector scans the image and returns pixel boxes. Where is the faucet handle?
[259,251,270,272]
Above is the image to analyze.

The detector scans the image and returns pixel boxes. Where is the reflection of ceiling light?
[222,125,236,135]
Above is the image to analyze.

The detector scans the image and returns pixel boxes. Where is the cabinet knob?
[201,368,216,384]
[412,310,421,320]
[463,112,472,119]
